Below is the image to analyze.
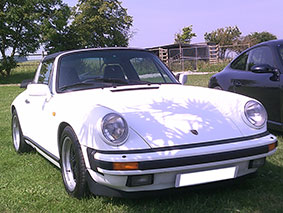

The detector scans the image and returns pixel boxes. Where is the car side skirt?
[24,136,60,165]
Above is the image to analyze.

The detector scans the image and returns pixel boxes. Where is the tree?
[204,26,241,58]
[0,0,67,77]
[248,31,277,45]
[70,0,133,48]
[41,4,75,53]
[233,31,277,54]
[174,25,196,44]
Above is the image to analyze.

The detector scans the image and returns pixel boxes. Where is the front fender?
[59,105,151,151]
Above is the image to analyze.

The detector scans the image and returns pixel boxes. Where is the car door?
[24,59,58,156]
[230,46,281,124]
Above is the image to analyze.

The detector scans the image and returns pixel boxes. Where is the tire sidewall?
[11,110,32,153]
[60,126,88,198]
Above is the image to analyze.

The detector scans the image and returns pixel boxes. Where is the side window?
[38,60,54,84]
[230,51,249,71]
[247,46,275,71]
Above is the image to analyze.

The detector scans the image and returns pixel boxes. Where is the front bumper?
[83,131,277,197]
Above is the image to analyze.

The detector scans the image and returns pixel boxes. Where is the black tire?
[11,110,33,153]
[60,126,88,198]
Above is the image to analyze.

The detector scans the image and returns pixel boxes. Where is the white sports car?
[11,48,277,198]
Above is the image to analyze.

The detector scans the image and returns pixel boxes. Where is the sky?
[64,0,283,48]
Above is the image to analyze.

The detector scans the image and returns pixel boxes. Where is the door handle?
[233,80,242,87]
[25,99,30,104]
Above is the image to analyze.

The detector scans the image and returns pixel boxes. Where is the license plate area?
[175,166,237,187]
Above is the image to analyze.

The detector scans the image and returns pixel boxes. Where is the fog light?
[249,158,266,169]
[126,174,154,187]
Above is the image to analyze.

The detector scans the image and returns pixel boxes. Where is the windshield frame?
[55,48,178,93]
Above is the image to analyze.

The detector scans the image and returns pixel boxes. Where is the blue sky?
[63,0,283,48]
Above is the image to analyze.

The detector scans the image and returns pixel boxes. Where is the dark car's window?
[230,51,249,70]
[278,45,283,64]
[247,46,275,71]
[38,59,54,84]
[57,50,177,92]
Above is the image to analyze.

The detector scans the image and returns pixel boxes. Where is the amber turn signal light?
[113,162,139,170]
[268,142,277,152]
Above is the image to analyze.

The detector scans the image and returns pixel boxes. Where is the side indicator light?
[52,112,56,117]
[268,142,277,152]
[113,162,139,170]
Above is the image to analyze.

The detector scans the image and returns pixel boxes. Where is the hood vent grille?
[111,86,159,92]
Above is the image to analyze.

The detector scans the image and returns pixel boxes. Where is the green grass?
[186,73,214,87]
[0,61,38,84]
[0,76,283,212]
[170,60,229,72]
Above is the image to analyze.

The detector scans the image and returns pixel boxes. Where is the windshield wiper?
[83,77,130,85]
[59,82,95,91]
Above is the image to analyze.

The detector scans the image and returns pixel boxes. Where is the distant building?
[147,42,218,69]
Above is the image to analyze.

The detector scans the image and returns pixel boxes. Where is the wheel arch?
[57,122,72,155]
[11,105,16,114]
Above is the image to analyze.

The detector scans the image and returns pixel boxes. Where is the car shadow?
[97,160,283,212]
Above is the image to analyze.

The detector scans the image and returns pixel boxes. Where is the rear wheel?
[60,126,88,198]
[11,110,32,153]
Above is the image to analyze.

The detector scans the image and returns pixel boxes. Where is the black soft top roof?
[42,47,146,62]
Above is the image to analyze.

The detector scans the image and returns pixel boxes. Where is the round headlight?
[244,100,267,128]
[101,113,129,146]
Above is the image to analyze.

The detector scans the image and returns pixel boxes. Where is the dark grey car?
[209,39,283,132]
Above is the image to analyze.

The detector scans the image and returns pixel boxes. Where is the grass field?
[0,61,39,84]
[0,74,283,212]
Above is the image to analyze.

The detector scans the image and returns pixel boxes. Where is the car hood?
[60,84,257,148]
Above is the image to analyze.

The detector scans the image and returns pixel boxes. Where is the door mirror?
[251,64,280,81]
[27,84,51,97]
[251,64,274,73]
[20,79,33,88]
[176,73,188,85]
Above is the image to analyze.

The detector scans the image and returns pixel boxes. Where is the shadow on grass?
[0,72,34,84]
[98,161,283,212]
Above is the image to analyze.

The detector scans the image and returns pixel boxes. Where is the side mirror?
[251,64,280,81]
[177,73,188,85]
[27,84,51,97]
[251,64,274,73]
[20,79,33,88]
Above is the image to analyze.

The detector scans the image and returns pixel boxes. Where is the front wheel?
[11,110,33,153]
[60,126,88,198]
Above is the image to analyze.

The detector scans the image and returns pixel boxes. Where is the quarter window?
[38,60,54,84]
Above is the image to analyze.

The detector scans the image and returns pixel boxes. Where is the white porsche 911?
[11,48,277,198]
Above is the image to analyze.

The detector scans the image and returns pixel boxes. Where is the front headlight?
[101,113,129,146]
[244,100,267,128]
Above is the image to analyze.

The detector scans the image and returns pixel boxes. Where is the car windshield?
[57,49,178,92]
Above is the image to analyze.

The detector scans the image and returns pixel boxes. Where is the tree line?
[0,0,278,78]
[175,25,277,59]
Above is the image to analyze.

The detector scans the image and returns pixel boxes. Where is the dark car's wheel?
[11,110,33,153]
[60,126,88,198]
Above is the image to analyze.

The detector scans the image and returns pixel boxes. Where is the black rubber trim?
[111,86,159,92]
[88,141,277,171]
[93,131,271,155]
[24,136,60,162]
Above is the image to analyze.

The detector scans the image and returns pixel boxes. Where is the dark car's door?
[229,46,281,126]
